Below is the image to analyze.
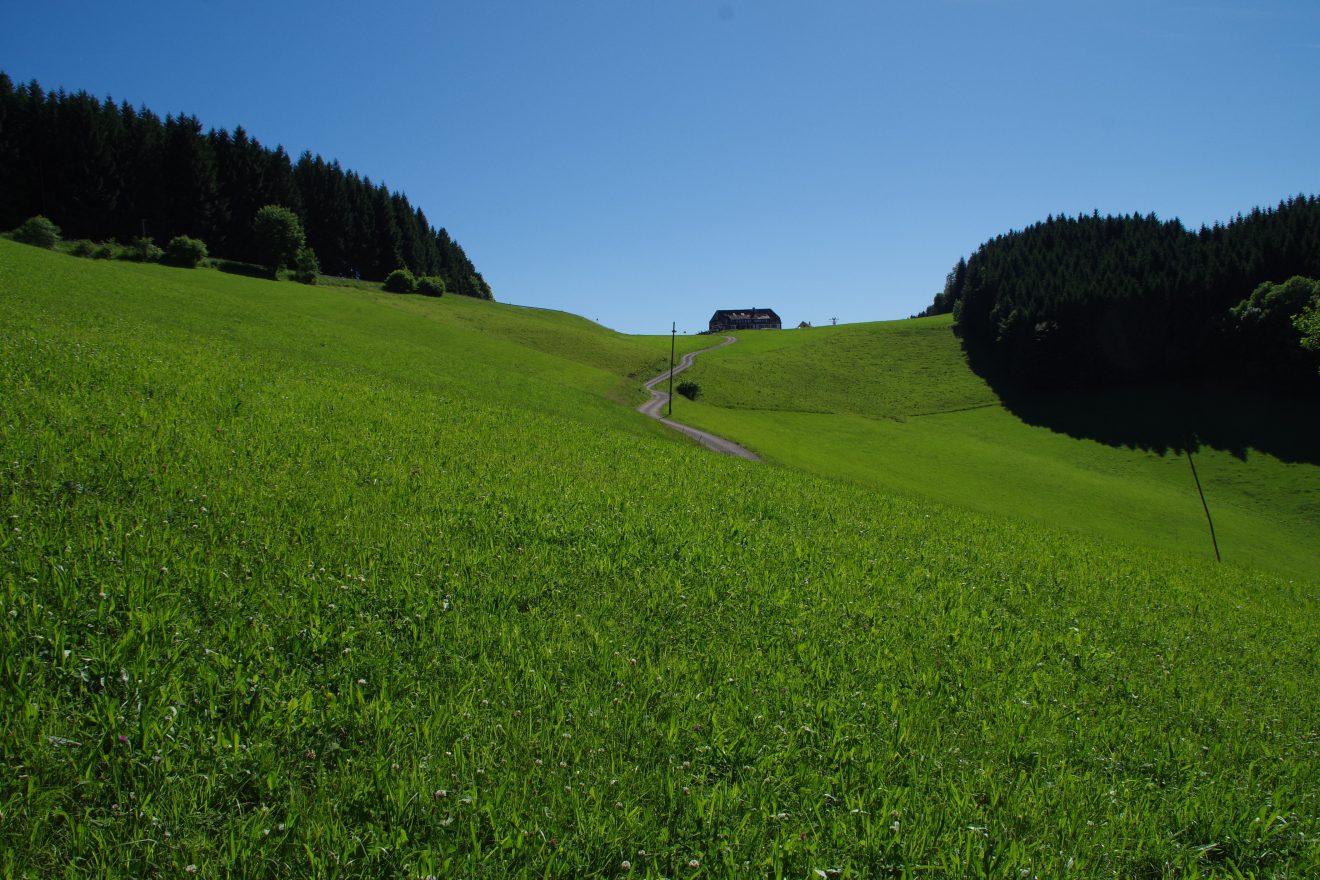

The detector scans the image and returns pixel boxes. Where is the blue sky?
[4,1,1318,333]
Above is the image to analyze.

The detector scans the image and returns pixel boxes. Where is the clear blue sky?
[4,1,1318,333]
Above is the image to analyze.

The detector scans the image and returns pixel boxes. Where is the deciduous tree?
[252,204,304,278]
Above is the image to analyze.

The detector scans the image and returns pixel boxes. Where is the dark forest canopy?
[921,198,1320,390]
[0,73,492,299]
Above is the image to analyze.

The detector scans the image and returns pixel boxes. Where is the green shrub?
[1296,295,1320,363]
[13,215,61,249]
[68,239,98,258]
[68,239,118,260]
[1229,276,1320,381]
[293,247,320,285]
[383,268,416,293]
[118,236,163,263]
[417,275,447,297]
[164,235,208,268]
[1230,276,1320,330]
[676,380,701,401]
[253,205,305,278]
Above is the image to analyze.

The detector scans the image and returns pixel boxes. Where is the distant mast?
[668,322,676,417]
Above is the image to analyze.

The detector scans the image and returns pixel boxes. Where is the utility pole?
[1186,447,1221,562]
[667,322,676,417]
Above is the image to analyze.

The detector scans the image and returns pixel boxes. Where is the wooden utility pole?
[1186,447,1221,562]
[667,322,676,417]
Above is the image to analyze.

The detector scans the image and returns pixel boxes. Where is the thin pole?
[667,322,676,417]
[1186,447,1221,563]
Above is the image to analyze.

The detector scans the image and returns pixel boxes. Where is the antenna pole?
[668,322,676,417]
[1186,447,1221,562]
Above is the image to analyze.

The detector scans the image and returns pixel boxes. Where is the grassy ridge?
[366,291,697,396]
[0,250,708,425]
[691,319,997,419]
[2,243,1318,877]
[677,319,1320,579]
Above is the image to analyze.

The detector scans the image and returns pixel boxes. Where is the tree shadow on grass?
[983,374,1320,465]
[213,259,272,280]
[955,328,1320,463]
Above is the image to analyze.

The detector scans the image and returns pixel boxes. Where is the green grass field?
[677,318,1320,580]
[681,319,998,419]
[2,241,1317,878]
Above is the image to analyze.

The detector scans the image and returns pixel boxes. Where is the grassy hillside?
[2,242,1318,878]
[0,248,708,424]
[678,318,1320,580]
[683,319,998,419]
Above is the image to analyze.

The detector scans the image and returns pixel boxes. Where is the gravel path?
[637,336,760,461]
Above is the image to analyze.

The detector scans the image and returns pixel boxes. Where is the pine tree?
[0,71,494,298]
[161,114,219,242]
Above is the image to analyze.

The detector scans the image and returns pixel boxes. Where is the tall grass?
[2,243,1317,877]
[675,318,1320,580]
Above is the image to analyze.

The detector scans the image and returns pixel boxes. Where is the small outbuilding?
[708,308,782,333]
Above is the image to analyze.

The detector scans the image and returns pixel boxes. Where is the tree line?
[0,73,492,299]
[920,197,1320,390]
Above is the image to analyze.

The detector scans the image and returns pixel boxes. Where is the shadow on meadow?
[978,370,1320,465]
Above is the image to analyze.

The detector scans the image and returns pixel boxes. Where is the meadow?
[1,241,1317,878]
[675,318,1320,580]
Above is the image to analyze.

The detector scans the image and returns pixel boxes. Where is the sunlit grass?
[683,318,997,419]
[2,242,1317,878]
[674,319,1320,580]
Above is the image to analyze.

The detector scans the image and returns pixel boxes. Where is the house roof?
[709,308,781,321]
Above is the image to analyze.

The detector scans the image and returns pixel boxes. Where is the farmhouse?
[708,308,782,332]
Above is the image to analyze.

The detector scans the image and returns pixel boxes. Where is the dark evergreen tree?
[370,182,404,279]
[116,101,167,243]
[294,152,352,276]
[47,89,120,239]
[925,199,1320,390]
[0,72,492,298]
[161,114,219,242]
[211,127,264,261]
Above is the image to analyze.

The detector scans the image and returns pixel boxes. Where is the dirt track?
[637,336,760,461]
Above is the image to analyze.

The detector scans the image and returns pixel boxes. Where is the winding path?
[637,336,760,461]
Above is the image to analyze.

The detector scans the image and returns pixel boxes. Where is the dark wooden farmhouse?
[708,308,782,332]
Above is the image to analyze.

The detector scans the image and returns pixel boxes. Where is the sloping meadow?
[2,244,1317,877]
[674,317,1320,581]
